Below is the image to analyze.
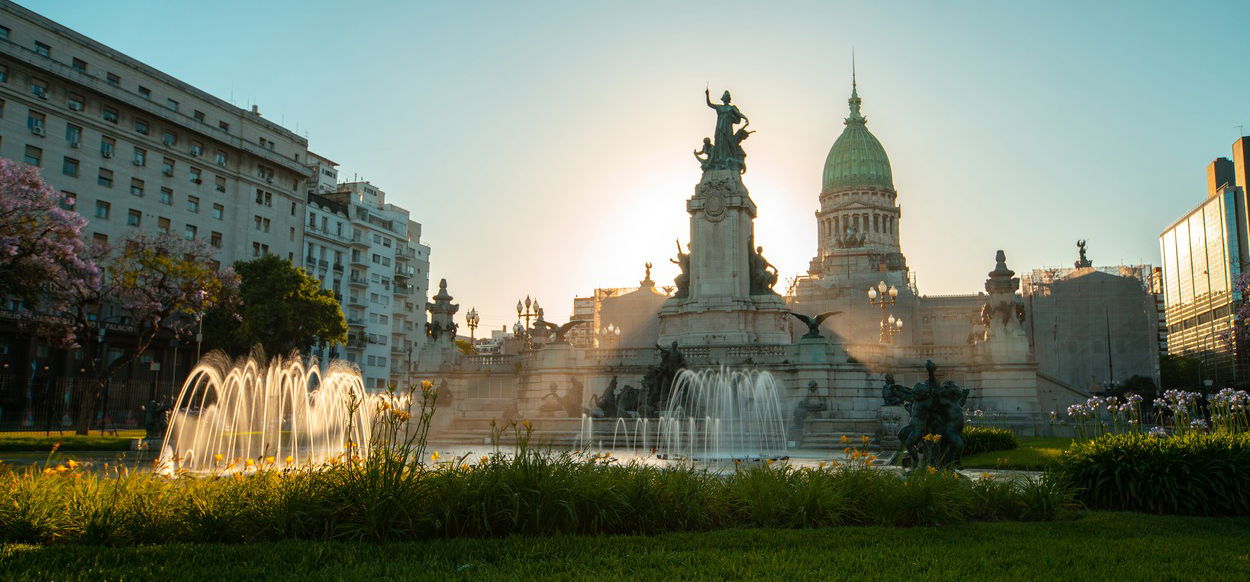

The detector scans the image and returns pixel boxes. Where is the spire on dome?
[848,50,863,123]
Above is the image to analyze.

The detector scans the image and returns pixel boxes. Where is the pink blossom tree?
[0,158,99,310]
[41,233,237,434]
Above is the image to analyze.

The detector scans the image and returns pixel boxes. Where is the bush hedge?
[1056,432,1250,516]
[0,451,1073,545]
[963,426,1019,456]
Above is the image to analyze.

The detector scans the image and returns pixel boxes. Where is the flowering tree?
[0,158,99,309]
[41,232,236,434]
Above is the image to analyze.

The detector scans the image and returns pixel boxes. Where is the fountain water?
[658,368,788,460]
[159,351,374,473]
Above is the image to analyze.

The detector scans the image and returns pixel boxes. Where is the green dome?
[822,85,893,192]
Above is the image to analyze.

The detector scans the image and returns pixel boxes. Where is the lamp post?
[602,323,622,349]
[465,307,480,352]
[516,296,540,349]
[867,280,900,344]
[194,289,207,364]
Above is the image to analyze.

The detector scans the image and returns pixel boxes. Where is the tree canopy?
[205,255,347,355]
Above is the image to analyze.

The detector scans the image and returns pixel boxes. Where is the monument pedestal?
[658,169,791,346]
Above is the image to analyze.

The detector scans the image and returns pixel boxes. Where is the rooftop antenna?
[851,48,856,91]
[1238,124,1246,138]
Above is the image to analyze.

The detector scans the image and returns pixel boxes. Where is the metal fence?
[0,375,179,433]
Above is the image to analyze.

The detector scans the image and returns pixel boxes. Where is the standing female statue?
[705,88,749,171]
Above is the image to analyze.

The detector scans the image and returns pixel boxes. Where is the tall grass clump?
[1056,431,1250,516]
[962,426,1019,456]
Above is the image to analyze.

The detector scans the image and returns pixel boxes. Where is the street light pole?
[867,280,901,344]
[466,307,480,353]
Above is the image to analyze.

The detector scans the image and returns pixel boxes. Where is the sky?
[28,0,1250,333]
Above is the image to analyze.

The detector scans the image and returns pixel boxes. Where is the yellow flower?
[213,453,224,462]
[521,420,532,431]
[245,458,256,467]
[480,455,489,464]
[265,456,275,464]
[43,467,55,475]
[818,461,826,468]
[55,465,68,473]
[860,435,871,444]
[980,472,991,480]
[926,466,938,475]
[431,451,441,462]
[460,464,469,470]
[765,459,774,465]
[866,455,877,463]
[66,459,80,469]
[839,435,849,444]
[285,455,295,465]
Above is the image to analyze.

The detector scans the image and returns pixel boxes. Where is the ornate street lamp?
[868,280,900,345]
[602,323,622,349]
[465,307,480,350]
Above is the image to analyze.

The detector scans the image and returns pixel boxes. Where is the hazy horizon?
[28,0,1250,333]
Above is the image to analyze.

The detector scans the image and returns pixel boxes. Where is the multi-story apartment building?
[0,1,314,417]
[1159,137,1250,387]
[305,177,431,390]
[0,2,311,268]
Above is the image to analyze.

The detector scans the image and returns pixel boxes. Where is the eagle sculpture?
[786,311,841,340]
[536,320,590,344]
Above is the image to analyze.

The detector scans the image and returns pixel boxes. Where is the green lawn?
[1,512,1246,581]
[0,430,144,453]
[963,436,1073,471]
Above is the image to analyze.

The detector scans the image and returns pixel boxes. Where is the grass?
[962,436,1073,470]
[1,512,1247,581]
[0,430,145,452]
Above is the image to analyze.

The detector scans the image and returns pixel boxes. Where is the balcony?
[348,296,365,307]
[332,263,344,272]
[348,275,367,288]
[349,255,369,269]
[347,317,365,328]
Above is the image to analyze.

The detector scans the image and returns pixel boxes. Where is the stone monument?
[657,89,792,346]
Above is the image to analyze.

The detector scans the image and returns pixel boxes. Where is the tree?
[0,159,98,310]
[204,255,347,355]
[39,232,233,434]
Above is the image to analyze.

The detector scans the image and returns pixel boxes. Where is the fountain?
[159,351,375,473]
[658,368,788,461]
[575,367,788,462]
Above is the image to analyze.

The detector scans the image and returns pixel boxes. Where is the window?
[166,99,178,111]
[161,157,175,176]
[60,192,77,210]
[67,93,85,112]
[210,232,222,248]
[308,212,317,228]
[190,141,203,157]
[214,175,226,192]
[138,86,151,99]
[27,111,46,134]
[214,150,227,166]
[189,167,202,184]
[262,218,270,233]
[0,65,6,83]
[162,130,176,146]
[187,196,200,213]
[100,136,115,157]
[160,187,172,205]
[0,26,9,40]
[254,189,273,207]
[291,202,297,216]
[127,209,141,227]
[70,57,88,72]
[130,178,144,197]
[34,42,50,57]
[92,232,108,246]
[184,225,196,240]
[257,164,274,182]
[23,145,41,166]
[193,110,205,123]
[62,157,78,177]
[97,168,113,187]
[158,217,170,234]
[95,200,110,219]
[254,216,263,231]
[102,107,118,123]
[132,147,146,166]
[134,118,149,135]
[212,203,224,219]
[106,73,120,87]
[30,79,48,99]
[65,123,83,146]
[218,121,229,132]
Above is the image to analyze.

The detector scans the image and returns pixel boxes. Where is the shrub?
[963,426,1019,456]
[1056,432,1250,516]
